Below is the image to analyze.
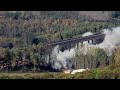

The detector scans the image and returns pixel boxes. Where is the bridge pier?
[68,44,71,51]
[92,39,99,45]
[88,40,93,45]
[58,49,60,53]
[66,44,70,50]
[59,45,65,52]
[92,39,94,44]
[88,40,89,44]
[76,42,79,49]
[81,42,83,47]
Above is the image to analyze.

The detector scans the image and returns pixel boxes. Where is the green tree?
[4,49,12,64]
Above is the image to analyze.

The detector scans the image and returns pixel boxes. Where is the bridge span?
[46,33,106,61]
[48,33,105,47]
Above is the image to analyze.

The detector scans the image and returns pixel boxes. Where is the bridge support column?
[90,40,92,44]
[81,42,83,47]
[58,49,60,53]
[76,42,79,49]
[68,44,71,51]
[92,39,96,45]
[58,50,59,53]
[88,40,89,44]
[66,45,68,50]
[92,40,93,44]
[59,45,65,52]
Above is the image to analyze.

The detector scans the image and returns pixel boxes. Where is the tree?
[62,30,73,39]
[5,11,22,20]
[112,11,120,18]
[12,49,19,66]
[52,32,63,41]
[2,42,13,49]
[4,49,12,64]
[32,38,39,45]
[94,48,108,68]
[114,47,120,65]
[30,51,37,72]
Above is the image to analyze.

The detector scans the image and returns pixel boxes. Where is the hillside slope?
[0,11,115,20]
[78,11,112,20]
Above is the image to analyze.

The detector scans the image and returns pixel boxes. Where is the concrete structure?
[48,33,105,52]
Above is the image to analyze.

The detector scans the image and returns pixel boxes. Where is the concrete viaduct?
[48,33,105,52]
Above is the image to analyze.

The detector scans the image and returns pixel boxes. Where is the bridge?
[44,33,106,67]
[48,33,105,52]
[48,33,105,46]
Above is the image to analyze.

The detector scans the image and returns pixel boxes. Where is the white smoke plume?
[95,27,120,55]
[82,32,93,45]
[82,32,93,37]
[51,45,75,69]
[51,32,93,69]
[51,27,120,69]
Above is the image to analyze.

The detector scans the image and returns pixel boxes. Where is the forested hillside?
[0,11,120,72]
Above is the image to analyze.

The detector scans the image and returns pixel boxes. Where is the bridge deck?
[48,34,105,47]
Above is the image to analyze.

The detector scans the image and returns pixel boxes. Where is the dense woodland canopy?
[0,11,120,72]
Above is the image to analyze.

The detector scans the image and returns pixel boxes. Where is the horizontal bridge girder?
[48,34,105,47]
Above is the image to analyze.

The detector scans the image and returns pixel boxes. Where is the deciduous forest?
[0,11,120,79]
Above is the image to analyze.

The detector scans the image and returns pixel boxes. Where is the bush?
[11,75,24,79]
[0,75,10,79]
[40,73,54,79]
[90,69,113,79]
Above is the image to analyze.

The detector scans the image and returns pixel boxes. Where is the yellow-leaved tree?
[114,47,120,65]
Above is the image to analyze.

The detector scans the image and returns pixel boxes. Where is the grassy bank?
[0,64,120,79]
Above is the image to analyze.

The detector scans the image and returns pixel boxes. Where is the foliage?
[0,11,120,72]
[73,47,110,69]
[0,64,120,79]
